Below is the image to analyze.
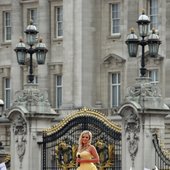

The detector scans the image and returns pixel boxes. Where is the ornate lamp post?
[121,10,165,170]
[14,21,48,83]
[126,10,161,77]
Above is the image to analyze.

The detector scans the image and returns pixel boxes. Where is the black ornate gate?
[42,108,122,170]
[153,133,170,170]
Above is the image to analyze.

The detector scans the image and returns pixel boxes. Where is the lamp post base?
[140,67,147,77]
[28,74,34,83]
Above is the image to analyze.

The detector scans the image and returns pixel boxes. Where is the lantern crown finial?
[152,28,156,34]
[29,19,33,25]
[19,37,23,43]
[130,28,135,33]
[39,37,43,43]
[142,9,145,14]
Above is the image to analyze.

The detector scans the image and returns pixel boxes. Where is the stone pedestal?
[7,84,56,170]
[118,77,170,170]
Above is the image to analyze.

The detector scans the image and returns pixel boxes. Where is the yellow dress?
[76,151,97,170]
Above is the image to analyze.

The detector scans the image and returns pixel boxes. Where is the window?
[111,3,120,35]
[55,75,62,108]
[148,69,158,84]
[3,11,11,42]
[4,78,11,109]
[148,0,158,30]
[27,8,38,27]
[110,73,121,107]
[55,6,63,38]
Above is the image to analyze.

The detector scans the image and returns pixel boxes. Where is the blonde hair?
[78,130,92,151]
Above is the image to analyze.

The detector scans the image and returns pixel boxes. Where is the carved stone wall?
[120,104,140,168]
[12,113,27,169]
[12,84,55,114]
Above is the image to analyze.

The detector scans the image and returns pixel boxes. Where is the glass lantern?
[137,10,150,37]
[148,29,161,57]
[126,28,139,57]
[35,39,48,64]
[14,39,27,65]
[25,21,38,46]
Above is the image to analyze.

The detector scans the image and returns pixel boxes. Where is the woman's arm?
[89,145,100,163]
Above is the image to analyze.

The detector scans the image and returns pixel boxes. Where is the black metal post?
[140,37,147,77]
[27,45,35,83]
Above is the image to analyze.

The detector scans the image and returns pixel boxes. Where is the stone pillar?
[118,77,170,170]
[62,0,74,108]
[62,0,98,108]
[11,0,23,97]
[7,84,56,170]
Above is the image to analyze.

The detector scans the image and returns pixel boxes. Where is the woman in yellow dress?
[76,130,100,170]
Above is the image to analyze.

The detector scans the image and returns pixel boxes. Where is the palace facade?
[0,0,170,162]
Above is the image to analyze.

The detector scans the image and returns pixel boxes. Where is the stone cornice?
[103,53,126,67]
[19,0,38,4]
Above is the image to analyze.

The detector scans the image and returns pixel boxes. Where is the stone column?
[37,0,50,89]
[62,0,99,108]
[62,0,74,108]
[7,84,56,170]
[118,77,170,170]
[11,0,23,97]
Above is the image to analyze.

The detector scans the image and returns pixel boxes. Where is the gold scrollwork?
[95,140,115,170]
[55,141,78,170]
